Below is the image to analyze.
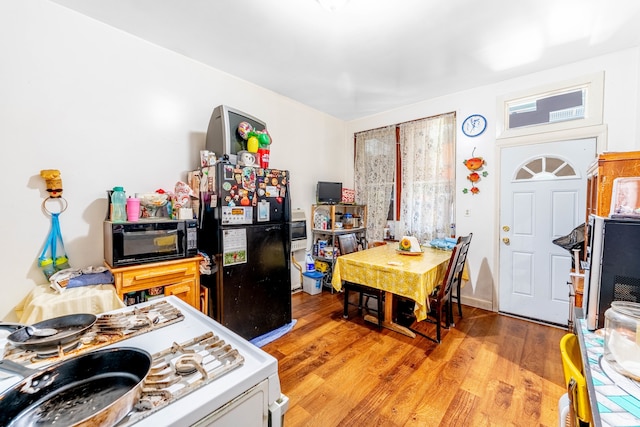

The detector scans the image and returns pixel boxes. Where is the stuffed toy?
[40,169,63,198]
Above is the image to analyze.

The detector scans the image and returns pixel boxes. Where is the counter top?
[574,310,640,427]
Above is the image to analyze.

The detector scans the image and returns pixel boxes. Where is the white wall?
[0,0,345,320]
[346,47,640,311]
[2,1,639,321]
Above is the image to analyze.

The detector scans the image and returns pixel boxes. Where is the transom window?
[514,156,578,181]
[497,72,604,140]
[508,88,586,129]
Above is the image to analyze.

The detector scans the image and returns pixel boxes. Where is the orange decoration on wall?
[462,147,488,195]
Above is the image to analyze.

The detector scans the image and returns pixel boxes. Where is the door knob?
[502,237,510,244]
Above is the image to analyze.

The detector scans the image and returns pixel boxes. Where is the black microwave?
[104,219,198,267]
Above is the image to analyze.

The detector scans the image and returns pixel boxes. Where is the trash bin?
[302,271,324,295]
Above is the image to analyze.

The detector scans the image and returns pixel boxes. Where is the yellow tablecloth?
[14,284,126,324]
[332,245,454,322]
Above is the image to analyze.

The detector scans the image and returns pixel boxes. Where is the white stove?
[0,296,288,427]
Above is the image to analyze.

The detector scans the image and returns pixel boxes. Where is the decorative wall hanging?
[39,169,70,279]
[462,148,488,195]
[462,114,487,137]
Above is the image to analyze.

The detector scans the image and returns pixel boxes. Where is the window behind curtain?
[398,112,456,242]
[354,112,456,243]
[354,126,396,241]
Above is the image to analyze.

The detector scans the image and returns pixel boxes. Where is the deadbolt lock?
[502,225,510,232]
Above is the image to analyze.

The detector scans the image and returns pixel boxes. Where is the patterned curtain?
[398,113,456,243]
[354,126,396,241]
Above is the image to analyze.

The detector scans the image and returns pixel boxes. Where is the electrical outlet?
[464,209,471,217]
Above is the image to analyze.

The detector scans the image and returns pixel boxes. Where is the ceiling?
[50,0,640,121]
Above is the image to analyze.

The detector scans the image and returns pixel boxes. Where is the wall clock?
[462,114,487,137]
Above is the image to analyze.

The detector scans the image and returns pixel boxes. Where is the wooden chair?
[449,233,472,320]
[560,333,591,426]
[401,242,463,343]
[340,234,384,329]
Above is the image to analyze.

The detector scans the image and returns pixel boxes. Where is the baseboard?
[459,295,493,311]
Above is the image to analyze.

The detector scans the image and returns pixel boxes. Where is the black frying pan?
[0,347,151,427]
[7,313,97,351]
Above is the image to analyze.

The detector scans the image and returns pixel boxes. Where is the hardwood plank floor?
[262,290,567,427]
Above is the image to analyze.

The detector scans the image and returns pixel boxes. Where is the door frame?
[493,124,608,312]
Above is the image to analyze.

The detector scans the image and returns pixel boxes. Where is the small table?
[332,244,453,337]
[575,312,640,427]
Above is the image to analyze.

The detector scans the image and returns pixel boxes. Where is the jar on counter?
[343,213,353,229]
[604,301,640,380]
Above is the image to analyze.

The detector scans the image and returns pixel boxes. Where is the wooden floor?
[262,290,567,427]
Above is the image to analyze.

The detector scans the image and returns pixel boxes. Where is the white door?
[499,138,595,325]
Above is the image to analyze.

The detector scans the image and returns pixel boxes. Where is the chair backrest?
[560,333,591,425]
[434,243,462,303]
[337,233,358,255]
[368,240,387,248]
[454,233,472,281]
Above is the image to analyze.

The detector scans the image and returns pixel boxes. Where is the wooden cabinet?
[107,256,202,312]
[586,151,640,221]
[310,204,367,286]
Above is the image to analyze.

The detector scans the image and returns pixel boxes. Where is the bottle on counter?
[305,251,315,272]
[111,186,127,222]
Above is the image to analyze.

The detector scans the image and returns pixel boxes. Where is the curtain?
[354,126,396,241]
[398,112,456,243]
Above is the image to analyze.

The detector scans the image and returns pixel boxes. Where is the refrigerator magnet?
[258,200,270,221]
[224,165,234,180]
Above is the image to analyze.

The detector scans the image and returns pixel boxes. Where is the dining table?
[331,243,455,338]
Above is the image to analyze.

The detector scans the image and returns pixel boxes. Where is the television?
[317,181,342,205]
[205,105,266,164]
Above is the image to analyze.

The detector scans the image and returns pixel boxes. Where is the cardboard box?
[341,188,355,204]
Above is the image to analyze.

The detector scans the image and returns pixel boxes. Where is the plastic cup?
[126,197,141,222]
[258,148,270,168]
[39,257,55,280]
[54,256,70,271]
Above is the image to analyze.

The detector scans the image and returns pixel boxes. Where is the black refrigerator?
[199,161,292,340]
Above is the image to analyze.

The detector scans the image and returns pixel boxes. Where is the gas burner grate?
[116,332,245,426]
[2,300,185,366]
[34,340,81,359]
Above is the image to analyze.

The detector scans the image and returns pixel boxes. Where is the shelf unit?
[311,204,367,287]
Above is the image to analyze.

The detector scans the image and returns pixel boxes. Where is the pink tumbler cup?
[126,197,141,222]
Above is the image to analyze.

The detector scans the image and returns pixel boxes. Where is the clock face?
[462,114,487,137]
